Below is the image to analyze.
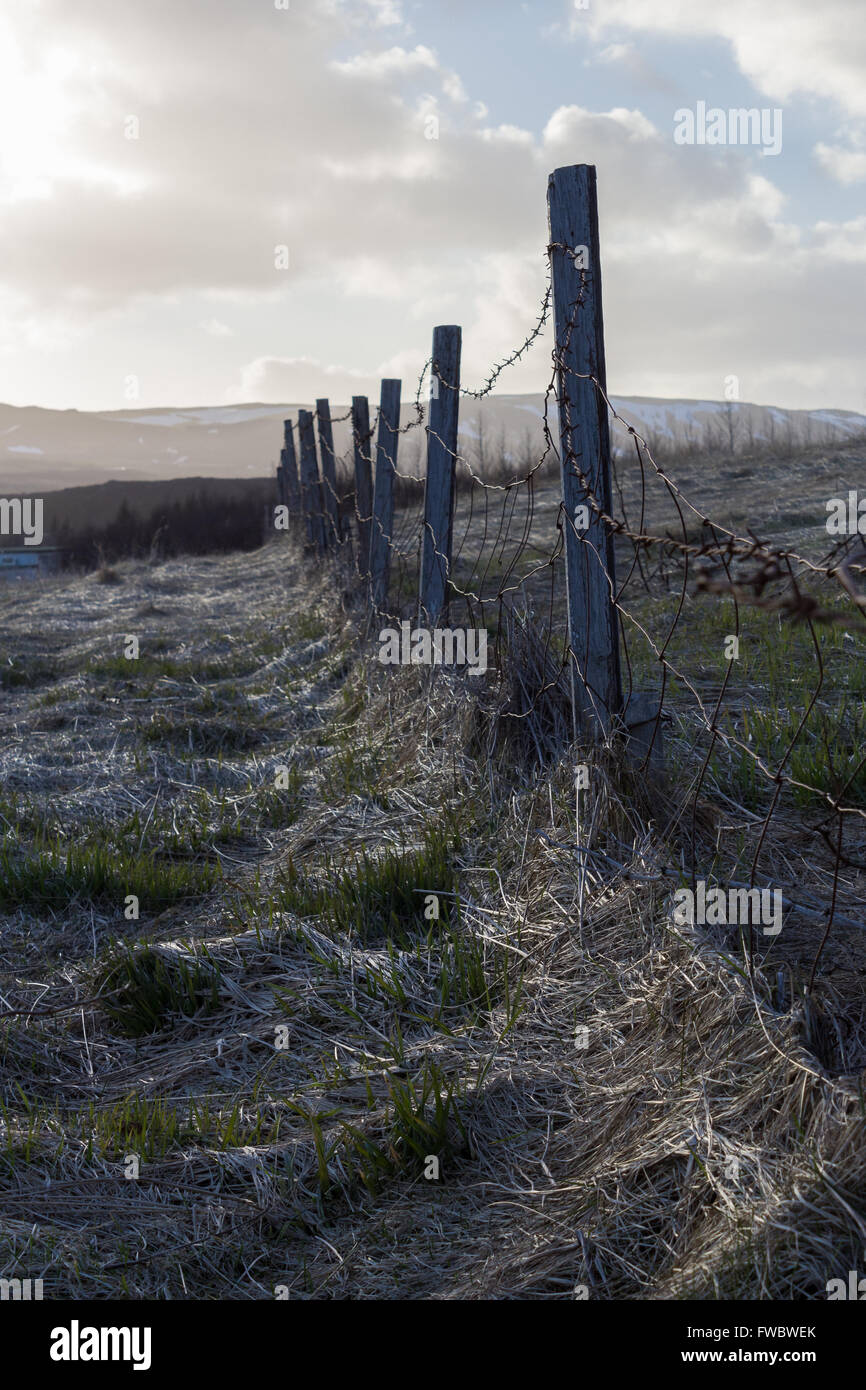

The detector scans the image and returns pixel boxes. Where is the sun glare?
[0,17,143,200]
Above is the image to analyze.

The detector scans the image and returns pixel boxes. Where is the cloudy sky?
[1,0,864,413]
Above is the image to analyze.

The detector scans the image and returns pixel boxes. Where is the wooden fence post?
[282,419,301,515]
[297,409,326,550]
[351,396,374,577]
[419,325,461,624]
[315,398,342,546]
[547,164,622,737]
[276,461,287,507]
[369,378,401,612]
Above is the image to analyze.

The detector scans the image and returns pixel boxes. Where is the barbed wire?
[275,235,866,997]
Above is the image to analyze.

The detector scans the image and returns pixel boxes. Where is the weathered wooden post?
[418,325,461,623]
[297,409,326,551]
[282,420,301,516]
[276,461,287,507]
[547,165,622,738]
[315,398,342,546]
[369,379,401,613]
[351,396,374,577]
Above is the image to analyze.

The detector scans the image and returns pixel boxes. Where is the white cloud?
[201,318,233,337]
[543,104,658,147]
[598,43,634,64]
[746,173,787,221]
[815,141,866,185]
[479,124,535,147]
[238,354,376,402]
[322,149,437,181]
[442,72,468,103]
[359,0,404,27]
[330,44,437,79]
[582,0,866,117]
[812,216,866,263]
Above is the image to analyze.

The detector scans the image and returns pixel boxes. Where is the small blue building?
[0,547,64,581]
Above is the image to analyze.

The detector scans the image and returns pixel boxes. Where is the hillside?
[1,394,864,493]
[1,448,864,1298]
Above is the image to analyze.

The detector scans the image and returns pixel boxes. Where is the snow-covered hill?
[0,394,863,492]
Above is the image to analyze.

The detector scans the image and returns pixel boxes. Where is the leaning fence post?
[369,378,401,613]
[282,420,301,516]
[351,396,374,577]
[418,325,461,624]
[297,409,326,551]
[547,164,622,738]
[315,398,342,546]
[276,460,287,507]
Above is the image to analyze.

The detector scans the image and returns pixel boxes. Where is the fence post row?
[547,163,622,739]
[351,395,374,579]
[297,409,326,551]
[272,169,620,741]
[418,325,461,625]
[315,398,342,545]
[282,419,301,515]
[369,378,401,613]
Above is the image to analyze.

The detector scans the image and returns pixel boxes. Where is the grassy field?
[0,442,865,1300]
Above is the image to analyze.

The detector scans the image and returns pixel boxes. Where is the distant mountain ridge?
[1,394,864,493]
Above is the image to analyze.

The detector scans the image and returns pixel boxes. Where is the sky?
[0,0,864,413]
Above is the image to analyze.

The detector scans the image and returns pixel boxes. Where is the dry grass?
[0,526,864,1301]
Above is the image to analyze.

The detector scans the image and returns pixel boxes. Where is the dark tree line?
[55,487,269,570]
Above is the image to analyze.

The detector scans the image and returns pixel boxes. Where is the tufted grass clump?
[274,825,459,943]
[94,944,222,1038]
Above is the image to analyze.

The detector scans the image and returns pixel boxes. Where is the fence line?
[269,160,866,986]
